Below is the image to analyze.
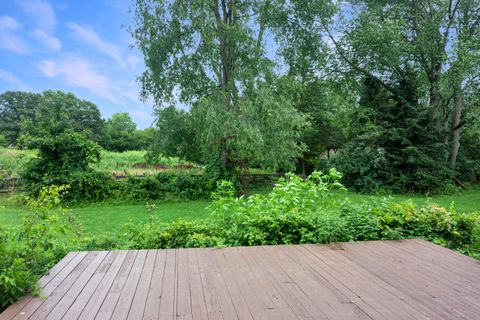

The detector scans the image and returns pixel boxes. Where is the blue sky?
[0,0,154,128]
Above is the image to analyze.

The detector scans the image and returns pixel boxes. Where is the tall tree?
[0,91,105,146]
[130,0,307,173]
[322,0,480,171]
[0,91,41,145]
[104,112,138,152]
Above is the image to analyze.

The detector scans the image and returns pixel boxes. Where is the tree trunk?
[448,87,462,170]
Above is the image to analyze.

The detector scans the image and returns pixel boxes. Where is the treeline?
[130,0,479,193]
[0,90,155,152]
[1,1,479,195]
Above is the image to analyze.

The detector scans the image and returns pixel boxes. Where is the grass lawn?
[1,187,479,236]
[0,197,211,235]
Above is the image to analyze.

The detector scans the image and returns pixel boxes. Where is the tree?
[0,91,105,146]
[103,112,138,152]
[147,106,200,163]
[0,91,41,145]
[130,0,307,174]
[275,0,479,188]
[333,75,452,193]
[322,0,480,172]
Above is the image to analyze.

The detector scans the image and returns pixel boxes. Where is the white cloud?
[66,22,124,65]
[18,0,57,33]
[0,69,30,90]
[31,29,61,51]
[37,57,116,102]
[126,55,141,69]
[0,16,30,55]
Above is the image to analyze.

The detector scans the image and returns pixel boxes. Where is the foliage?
[1,149,200,179]
[21,130,102,194]
[0,135,7,148]
[329,76,453,194]
[131,0,308,175]
[0,148,36,178]
[293,79,352,173]
[0,91,42,145]
[9,91,105,146]
[113,170,479,257]
[147,106,201,163]
[36,171,213,203]
[340,198,480,254]
[103,113,141,152]
[0,185,79,311]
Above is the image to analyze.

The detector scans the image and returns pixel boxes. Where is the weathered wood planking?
[1,239,479,320]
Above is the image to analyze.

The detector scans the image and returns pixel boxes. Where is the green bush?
[0,185,80,311]
[111,170,479,258]
[340,198,480,251]
[0,135,7,148]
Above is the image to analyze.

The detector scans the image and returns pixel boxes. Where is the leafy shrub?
[340,198,480,252]
[21,130,102,195]
[113,170,479,259]
[0,134,7,147]
[0,185,80,311]
[122,219,222,249]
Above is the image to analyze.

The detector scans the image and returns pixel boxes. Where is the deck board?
[1,239,479,320]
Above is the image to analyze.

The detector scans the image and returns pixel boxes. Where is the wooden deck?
[1,239,479,320]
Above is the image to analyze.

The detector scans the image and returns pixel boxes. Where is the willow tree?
[130,0,307,174]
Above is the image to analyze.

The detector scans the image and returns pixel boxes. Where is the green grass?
[1,187,479,236]
[0,148,203,178]
[92,150,203,176]
[0,197,211,235]
[0,148,37,178]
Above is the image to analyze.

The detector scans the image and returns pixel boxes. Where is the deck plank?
[127,250,157,320]
[94,250,138,320]
[75,250,129,320]
[1,240,479,320]
[142,249,167,320]
[109,249,148,320]
[0,252,79,320]
[345,241,480,319]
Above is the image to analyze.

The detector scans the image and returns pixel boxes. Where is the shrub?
[116,170,479,258]
[0,185,80,311]
[340,197,480,252]
[21,130,102,196]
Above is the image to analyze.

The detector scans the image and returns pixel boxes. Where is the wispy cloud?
[129,110,152,122]
[18,0,57,33]
[18,0,61,52]
[37,56,116,102]
[0,69,30,90]
[66,22,124,65]
[0,16,30,55]
[31,29,61,51]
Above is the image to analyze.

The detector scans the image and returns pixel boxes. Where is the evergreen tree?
[334,76,452,193]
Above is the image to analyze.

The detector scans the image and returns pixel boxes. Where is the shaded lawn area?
[1,187,479,236]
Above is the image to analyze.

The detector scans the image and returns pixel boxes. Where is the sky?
[0,0,154,128]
